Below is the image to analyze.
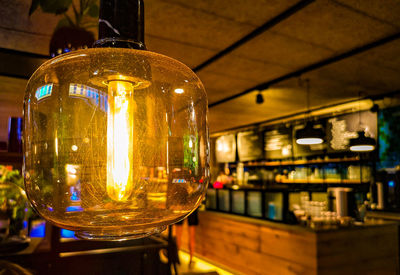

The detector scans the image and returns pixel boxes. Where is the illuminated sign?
[69,83,108,112]
[66,206,83,212]
[172,179,187,184]
[35,84,53,101]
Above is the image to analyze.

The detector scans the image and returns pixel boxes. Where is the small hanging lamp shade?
[295,121,324,145]
[349,131,375,152]
[256,92,264,104]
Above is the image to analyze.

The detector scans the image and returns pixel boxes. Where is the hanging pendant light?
[295,79,324,145]
[23,0,209,240]
[349,131,375,152]
[349,92,376,152]
[256,91,264,104]
[295,121,324,145]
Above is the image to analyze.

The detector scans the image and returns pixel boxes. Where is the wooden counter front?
[182,211,399,275]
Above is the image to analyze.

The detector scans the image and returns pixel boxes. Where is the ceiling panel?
[145,0,256,51]
[272,0,398,54]
[352,39,400,73]
[146,35,216,68]
[270,76,360,101]
[232,30,334,69]
[197,71,256,104]
[200,55,290,83]
[161,0,298,26]
[333,0,400,28]
[307,57,400,94]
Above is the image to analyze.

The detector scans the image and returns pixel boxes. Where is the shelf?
[237,157,361,167]
[277,178,369,184]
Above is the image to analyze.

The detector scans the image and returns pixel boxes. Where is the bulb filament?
[107,80,135,201]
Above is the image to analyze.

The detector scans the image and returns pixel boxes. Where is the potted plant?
[0,166,32,239]
[29,0,99,56]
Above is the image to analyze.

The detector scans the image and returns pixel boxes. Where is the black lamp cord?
[306,78,310,119]
[300,77,311,123]
[358,90,368,131]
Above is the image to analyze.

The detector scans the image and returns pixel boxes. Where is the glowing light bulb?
[174,88,184,94]
[106,78,135,201]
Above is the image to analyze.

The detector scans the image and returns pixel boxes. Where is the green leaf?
[29,0,40,15]
[87,3,99,18]
[39,0,72,15]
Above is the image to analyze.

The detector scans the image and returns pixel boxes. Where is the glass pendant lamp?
[23,0,209,240]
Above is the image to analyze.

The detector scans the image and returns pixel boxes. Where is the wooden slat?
[318,257,398,275]
[317,224,399,273]
[260,226,317,268]
[188,211,398,275]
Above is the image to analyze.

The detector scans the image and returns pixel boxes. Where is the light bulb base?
[74,225,167,241]
[93,38,146,50]
[98,0,145,47]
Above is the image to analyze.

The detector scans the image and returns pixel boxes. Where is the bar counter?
[184,210,399,275]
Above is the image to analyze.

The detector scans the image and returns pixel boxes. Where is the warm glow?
[350,145,375,152]
[55,137,58,156]
[24,48,209,240]
[66,164,77,175]
[107,79,135,201]
[174,88,184,94]
[296,138,323,145]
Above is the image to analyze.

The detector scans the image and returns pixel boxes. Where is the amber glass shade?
[24,48,209,240]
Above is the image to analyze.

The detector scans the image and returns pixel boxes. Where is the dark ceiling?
[1,0,400,141]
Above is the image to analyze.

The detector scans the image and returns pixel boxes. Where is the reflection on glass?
[218,190,230,212]
[35,84,53,101]
[69,83,108,112]
[265,192,283,220]
[248,191,262,217]
[232,191,245,214]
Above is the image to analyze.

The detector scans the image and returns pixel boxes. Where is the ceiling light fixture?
[295,79,324,145]
[349,131,375,152]
[256,91,264,104]
[349,92,376,152]
[23,0,209,240]
[296,121,324,145]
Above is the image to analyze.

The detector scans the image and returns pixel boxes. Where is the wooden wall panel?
[192,211,317,275]
[260,226,317,268]
[316,225,399,274]
[186,211,399,275]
